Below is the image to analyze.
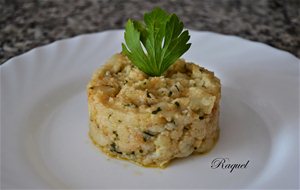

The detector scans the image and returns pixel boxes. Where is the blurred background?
[0,0,299,64]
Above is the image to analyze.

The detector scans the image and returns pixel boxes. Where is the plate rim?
[1,29,299,68]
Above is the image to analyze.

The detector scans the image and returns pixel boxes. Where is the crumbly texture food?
[87,53,221,168]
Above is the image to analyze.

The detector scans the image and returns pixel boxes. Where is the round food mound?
[87,53,221,168]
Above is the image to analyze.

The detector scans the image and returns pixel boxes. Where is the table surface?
[1,0,299,64]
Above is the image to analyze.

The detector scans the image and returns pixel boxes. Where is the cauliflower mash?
[87,53,221,167]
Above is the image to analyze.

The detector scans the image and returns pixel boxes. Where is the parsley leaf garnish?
[122,8,191,76]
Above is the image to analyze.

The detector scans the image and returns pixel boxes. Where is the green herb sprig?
[122,8,191,76]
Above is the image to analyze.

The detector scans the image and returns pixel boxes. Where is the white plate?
[1,30,299,189]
